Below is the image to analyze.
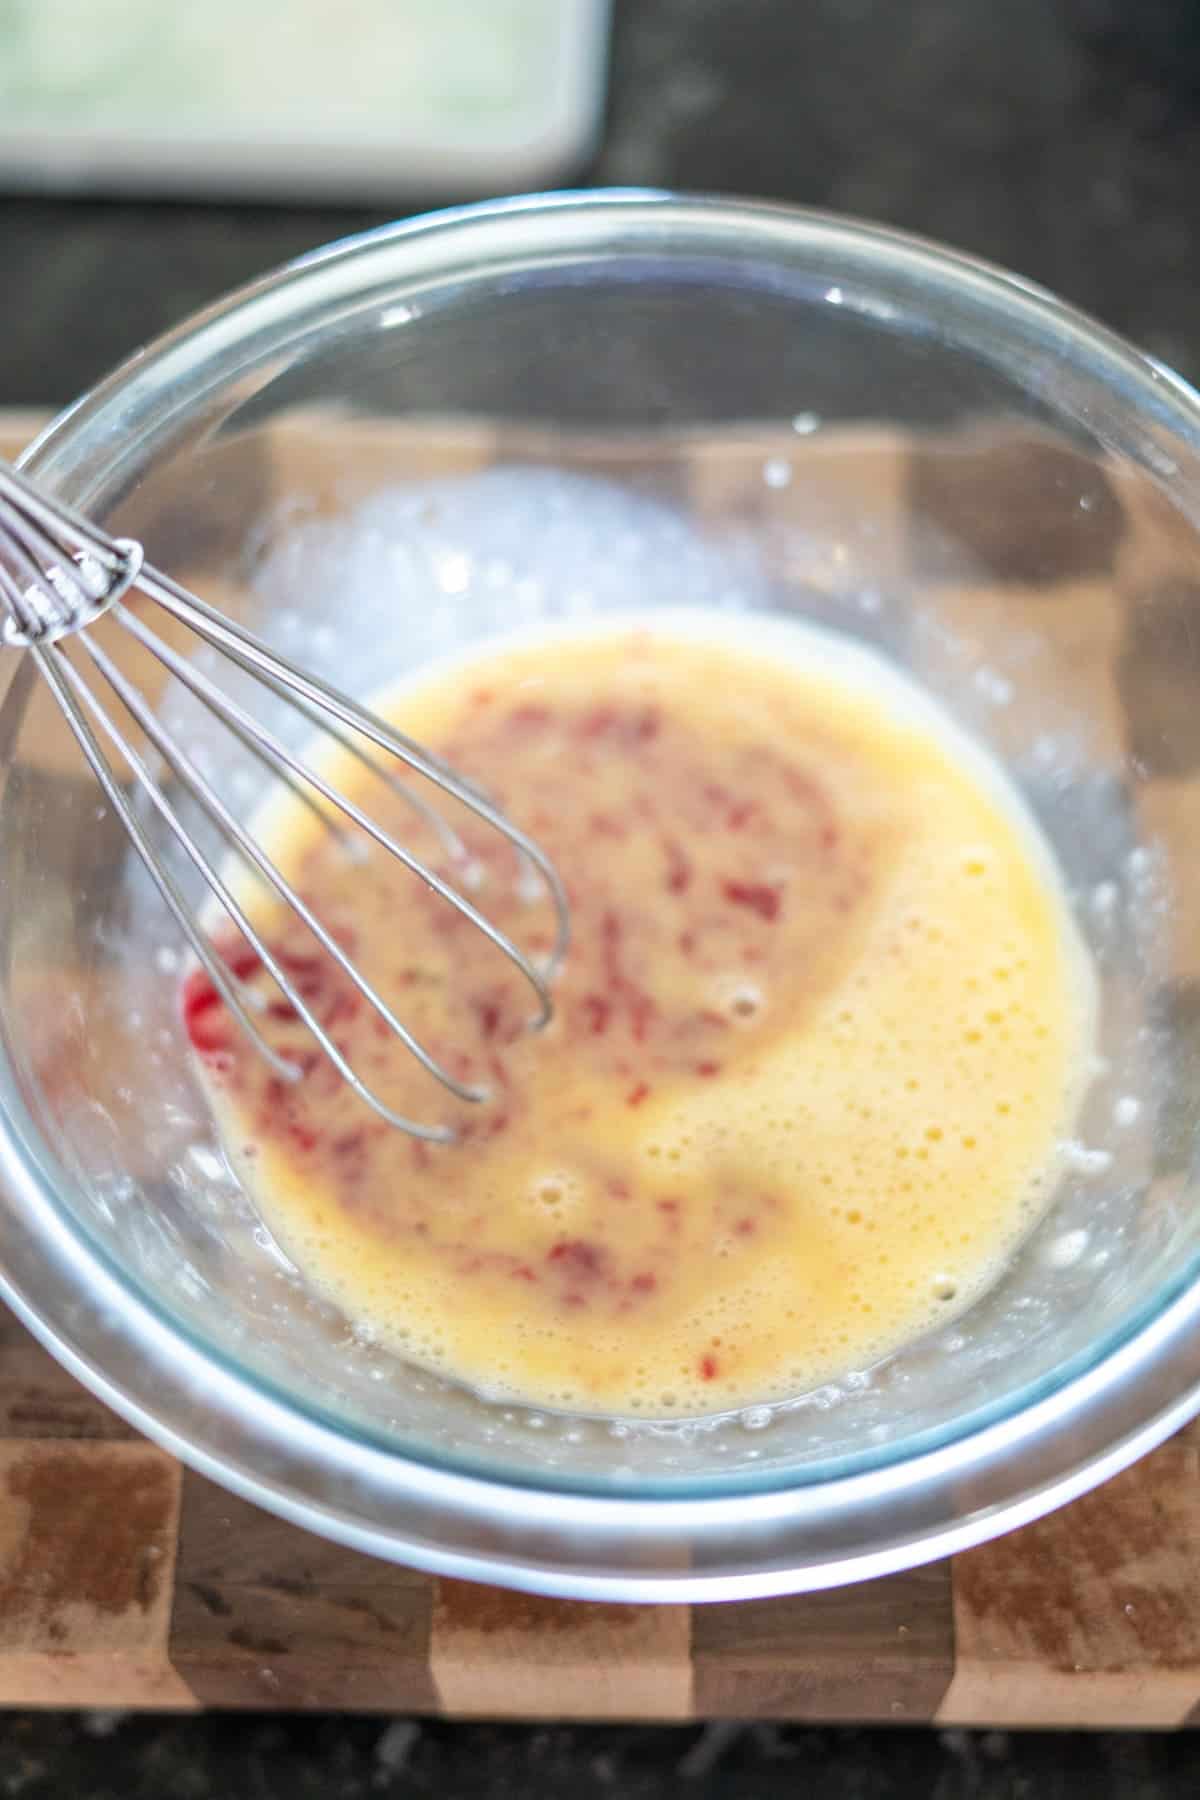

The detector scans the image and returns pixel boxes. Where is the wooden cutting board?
[2,411,1199,1726]
[0,1301,1196,1725]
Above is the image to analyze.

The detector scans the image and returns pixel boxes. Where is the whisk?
[0,458,570,1142]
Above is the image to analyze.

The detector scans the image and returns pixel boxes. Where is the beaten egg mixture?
[184,618,1095,1415]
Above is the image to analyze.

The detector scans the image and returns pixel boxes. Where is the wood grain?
[8,1300,1200,1723]
[431,1578,691,1720]
[0,1309,136,1443]
[939,1422,1200,1728]
[690,1564,954,1721]
[170,1474,437,1711]
[0,407,1197,1721]
[0,1439,191,1706]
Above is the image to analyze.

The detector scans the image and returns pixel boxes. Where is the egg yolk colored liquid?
[185,617,1096,1417]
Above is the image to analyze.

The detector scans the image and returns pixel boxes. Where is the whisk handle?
[0,458,144,648]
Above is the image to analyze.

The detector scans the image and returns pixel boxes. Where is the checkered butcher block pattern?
[1,408,1199,1724]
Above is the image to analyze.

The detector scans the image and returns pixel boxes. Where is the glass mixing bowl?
[2,192,1200,1601]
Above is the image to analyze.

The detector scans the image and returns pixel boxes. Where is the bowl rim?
[4,187,1200,1599]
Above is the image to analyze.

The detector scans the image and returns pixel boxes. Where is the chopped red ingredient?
[662,838,691,895]
[695,1060,721,1078]
[631,1271,657,1293]
[626,1082,651,1108]
[576,704,659,743]
[473,997,502,1040]
[582,994,611,1035]
[579,705,617,739]
[323,989,361,1029]
[734,1216,757,1237]
[547,1239,606,1278]
[329,922,359,959]
[286,1045,342,1100]
[262,1075,288,1114]
[722,880,781,922]
[181,969,227,1054]
[181,937,265,1054]
[629,992,657,1043]
[599,910,623,982]
[699,1354,719,1380]
[330,1128,366,1159]
[275,949,324,982]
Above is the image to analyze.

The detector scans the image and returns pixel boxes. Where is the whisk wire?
[76,629,485,1125]
[32,641,293,1078]
[0,456,571,1140]
[141,567,571,978]
[178,618,471,868]
[53,642,458,1138]
[0,461,143,645]
[113,599,560,1028]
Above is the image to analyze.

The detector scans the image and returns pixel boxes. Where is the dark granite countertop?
[3,0,1200,1792]
[3,0,1200,411]
[5,1712,1200,1800]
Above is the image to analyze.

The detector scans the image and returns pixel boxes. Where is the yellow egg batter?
[185,616,1096,1416]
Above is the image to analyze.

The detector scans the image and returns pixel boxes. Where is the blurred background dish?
[0,0,610,201]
